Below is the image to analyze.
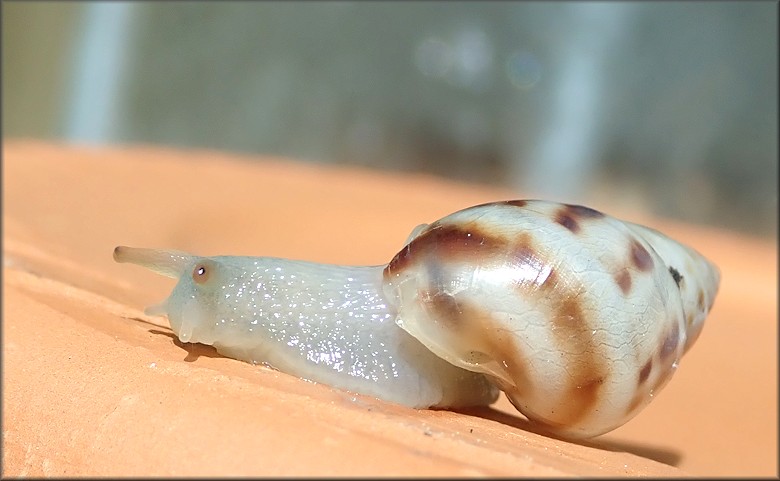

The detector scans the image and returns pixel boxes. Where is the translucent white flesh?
[115,247,497,409]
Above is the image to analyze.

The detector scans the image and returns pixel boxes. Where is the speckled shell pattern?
[382,199,719,438]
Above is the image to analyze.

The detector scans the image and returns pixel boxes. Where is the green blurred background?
[3,1,777,237]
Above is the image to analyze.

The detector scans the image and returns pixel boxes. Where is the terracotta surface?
[3,141,776,477]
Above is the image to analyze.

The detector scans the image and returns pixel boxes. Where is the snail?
[114,199,720,439]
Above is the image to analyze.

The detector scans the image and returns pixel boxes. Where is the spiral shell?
[382,199,719,438]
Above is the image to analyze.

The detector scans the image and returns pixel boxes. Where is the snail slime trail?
[114,199,720,439]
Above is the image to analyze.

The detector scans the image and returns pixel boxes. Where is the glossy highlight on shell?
[114,199,720,439]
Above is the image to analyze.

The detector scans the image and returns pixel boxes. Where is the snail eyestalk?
[113,246,194,279]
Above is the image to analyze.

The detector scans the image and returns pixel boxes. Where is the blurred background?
[3,1,777,238]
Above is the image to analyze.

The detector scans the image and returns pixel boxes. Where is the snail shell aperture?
[114,199,720,439]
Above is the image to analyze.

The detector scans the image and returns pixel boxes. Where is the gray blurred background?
[3,1,777,238]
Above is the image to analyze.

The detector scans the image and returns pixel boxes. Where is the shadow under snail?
[114,199,720,439]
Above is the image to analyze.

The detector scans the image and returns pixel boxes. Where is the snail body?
[114,199,719,438]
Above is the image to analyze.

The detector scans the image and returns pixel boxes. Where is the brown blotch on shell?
[508,233,558,291]
[510,237,537,266]
[555,297,584,330]
[669,266,683,288]
[697,289,706,311]
[559,375,606,426]
[659,328,680,361]
[638,359,653,386]
[554,204,606,234]
[504,199,528,208]
[629,239,654,272]
[554,211,580,233]
[563,203,605,218]
[615,269,632,295]
[470,199,528,211]
[577,376,605,395]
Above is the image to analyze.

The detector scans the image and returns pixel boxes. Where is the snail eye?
[192,263,211,284]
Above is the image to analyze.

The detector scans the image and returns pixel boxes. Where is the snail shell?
[114,199,719,439]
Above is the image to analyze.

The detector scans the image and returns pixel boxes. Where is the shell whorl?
[382,199,719,438]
